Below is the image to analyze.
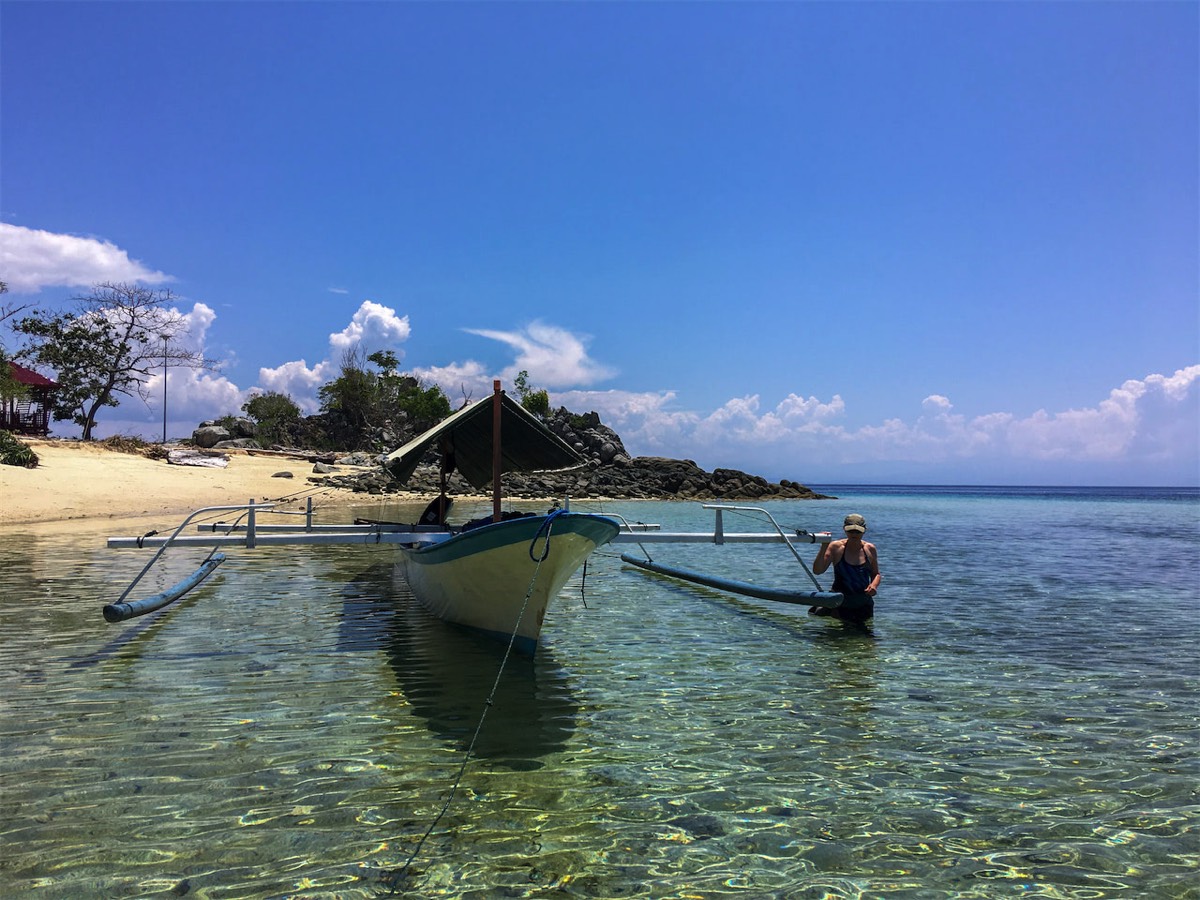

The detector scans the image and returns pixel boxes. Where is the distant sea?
[1,485,1197,898]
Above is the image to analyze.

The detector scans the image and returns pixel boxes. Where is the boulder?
[231,417,257,438]
[192,425,231,448]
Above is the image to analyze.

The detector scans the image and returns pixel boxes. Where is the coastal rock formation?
[198,405,829,501]
[313,406,829,501]
[318,455,828,501]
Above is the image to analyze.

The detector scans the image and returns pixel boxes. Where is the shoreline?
[0,439,419,529]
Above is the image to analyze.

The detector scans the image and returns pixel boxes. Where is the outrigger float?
[104,382,843,651]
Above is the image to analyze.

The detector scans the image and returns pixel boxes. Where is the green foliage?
[0,355,25,404]
[367,350,399,372]
[15,310,121,439]
[1,279,30,403]
[210,414,242,433]
[566,411,592,431]
[13,282,215,440]
[316,349,451,449]
[242,391,301,447]
[513,369,550,418]
[395,379,452,433]
[0,429,38,468]
[318,355,376,449]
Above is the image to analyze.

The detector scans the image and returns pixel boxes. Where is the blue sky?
[2,1,1197,485]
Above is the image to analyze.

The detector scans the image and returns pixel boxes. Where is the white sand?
[0,439,406,528]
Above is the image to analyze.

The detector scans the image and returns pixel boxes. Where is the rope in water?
[381,513,567,895]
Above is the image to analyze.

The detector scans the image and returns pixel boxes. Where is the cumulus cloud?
[1002,366,1200,464]
[922,394,953,412]
[555,366,1200,482]
[410,359,494,407]
[165,302,217,353]
[146,365,245,422]
[328,301,411,355]
[0,224,172,293]
[255,300,413,412]
[256,359,338,415]
[464,320,617,388]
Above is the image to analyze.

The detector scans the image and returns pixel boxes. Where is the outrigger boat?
[104,382,845,652]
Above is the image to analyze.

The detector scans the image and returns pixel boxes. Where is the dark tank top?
[832,553,874,596]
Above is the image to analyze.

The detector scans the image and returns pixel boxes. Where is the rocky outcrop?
[317,454,828,500]
[201,404,831,501]
[314,405,830,500]
[545,409,632,466]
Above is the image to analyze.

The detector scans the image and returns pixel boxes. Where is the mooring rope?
[381,515,563,895]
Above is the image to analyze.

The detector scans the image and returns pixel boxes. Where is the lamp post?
[162,343,168,443]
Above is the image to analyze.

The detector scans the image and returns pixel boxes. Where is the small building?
[2,361,59,436]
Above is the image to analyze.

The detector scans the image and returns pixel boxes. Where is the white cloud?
[410,359,493,407]
[256,359,337,415]
[555,366,1200,483]
[464,320,617,388]
[255,300,414,413]
[0,224,172,293]
[922,394,953,412]
[328,300,410,355]
[168,302,217,353]
[146,366,245,421]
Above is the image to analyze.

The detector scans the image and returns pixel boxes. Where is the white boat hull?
[396,512,620,653]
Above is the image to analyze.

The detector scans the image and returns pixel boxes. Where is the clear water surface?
[1,486,1196,898]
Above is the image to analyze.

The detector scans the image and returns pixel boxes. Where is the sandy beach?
[0,439,401,528]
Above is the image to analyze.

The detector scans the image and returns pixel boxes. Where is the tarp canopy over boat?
[383,391,584,490]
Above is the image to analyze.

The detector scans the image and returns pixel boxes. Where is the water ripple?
[0,496,1197,898]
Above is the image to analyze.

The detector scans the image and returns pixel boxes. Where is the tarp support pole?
[492,379,502,522]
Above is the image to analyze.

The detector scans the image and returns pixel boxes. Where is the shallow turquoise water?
[1,488,1196,898]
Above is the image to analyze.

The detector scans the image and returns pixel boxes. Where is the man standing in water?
[810,514,881,623]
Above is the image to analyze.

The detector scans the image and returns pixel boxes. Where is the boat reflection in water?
[336,563,579,770]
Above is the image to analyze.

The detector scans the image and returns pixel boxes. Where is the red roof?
[7,361,58,388]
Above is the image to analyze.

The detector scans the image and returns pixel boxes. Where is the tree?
[316,348,451,449]
[0,280,24,325]
[513,369,550,418]
[0,281,25,402]
[242,391,301,447]
[318,349,377,449]
[13,282,217,440]
[394,377,451,433]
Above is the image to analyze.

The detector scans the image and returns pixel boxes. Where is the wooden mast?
[492,379,502,522]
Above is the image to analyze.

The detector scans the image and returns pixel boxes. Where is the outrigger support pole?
[103,500,274,622]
